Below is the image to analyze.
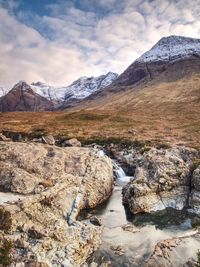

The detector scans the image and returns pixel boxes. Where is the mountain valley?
[0,35,199,148]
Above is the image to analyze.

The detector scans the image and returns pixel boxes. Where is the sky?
[0,0,200,88]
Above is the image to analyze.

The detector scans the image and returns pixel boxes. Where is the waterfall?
[95,149,132,183]
[113,161,132,182]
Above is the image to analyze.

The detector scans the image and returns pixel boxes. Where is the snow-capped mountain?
[31,72,118,101]
[113,35,200,87]
[0,81,54,112]
[0,86,8,97]
[136,35,200,63]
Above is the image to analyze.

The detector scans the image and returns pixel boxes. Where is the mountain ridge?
[136,35,200,63]
[0,81,54,112]
[0,35,200,148]
[0,35,200,112]
[109,35,200,88]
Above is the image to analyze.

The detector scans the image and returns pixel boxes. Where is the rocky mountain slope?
[0,72,118,112]
[0,86,8,97]
[31,72,118,102]
[0,81,54,112]
[109,35,200,87]
[137,35,200,63]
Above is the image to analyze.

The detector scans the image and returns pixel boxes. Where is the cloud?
[0,0,200,88]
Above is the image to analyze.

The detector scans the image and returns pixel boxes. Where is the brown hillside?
[0,69,199,148]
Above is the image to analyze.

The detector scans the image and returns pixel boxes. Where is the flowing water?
[0,192,25,204]
[82,162,200,267]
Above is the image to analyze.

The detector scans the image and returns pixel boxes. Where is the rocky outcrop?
[0,141,114,266]
[189,165,200,213]
[122,146,199,214]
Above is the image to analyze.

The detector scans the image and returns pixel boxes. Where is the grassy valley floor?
[0,74,200,149]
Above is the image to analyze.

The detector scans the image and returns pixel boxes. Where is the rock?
[107,144,142,176]
[62,138,81,147]
[110,245,125,256]
[121,224,139,233]
[89,216,102,226]
[122,146,198,214]
[183,258,197,267]
[42,135,55,145]
[127,129,137,135]
[191,215,200,227]
[191,165,200,190]
[0,141,114,266]
[0,133,11,141]
[145,232,200,267]
[189,166,200,213]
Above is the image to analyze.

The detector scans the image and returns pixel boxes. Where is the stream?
[81,160,200,267]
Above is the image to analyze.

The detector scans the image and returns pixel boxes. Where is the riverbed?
[81,164,200,267]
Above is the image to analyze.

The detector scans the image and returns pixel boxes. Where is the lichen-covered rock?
[191,166,200,190]
[42,135,55,145]
[189,166,200,213]
[122,146,198,214]
[62,138,81,147]
[0,141,114,267]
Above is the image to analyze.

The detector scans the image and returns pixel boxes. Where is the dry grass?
[0,74,200,149]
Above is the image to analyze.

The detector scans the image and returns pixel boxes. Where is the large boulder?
[122,146,198,214]
[0,141,114,267]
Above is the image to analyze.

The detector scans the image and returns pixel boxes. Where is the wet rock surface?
[0,141,114,267]
[87,226,200,267]
[189,165,200,213]
[81,145,200,267]
[122,146,199,214]
[0,140,200,267]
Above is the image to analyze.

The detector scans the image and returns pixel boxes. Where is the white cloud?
[0,0,200,88]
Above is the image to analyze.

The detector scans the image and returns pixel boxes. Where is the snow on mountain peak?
[11,81,35,93]
[0,86,8,97]
[136,35,200,63]
[14,80,28,87]
[31,72,118,102]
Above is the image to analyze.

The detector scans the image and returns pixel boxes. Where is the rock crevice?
[0,141,114,267]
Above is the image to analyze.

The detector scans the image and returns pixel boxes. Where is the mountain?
[0,35,200,147]
[0,81,54,112]
[55,35,200,147]
[31,72,118,102]
[111,35,200,87]
[0,72,118,112]
[77,35,200,108]
[0,86,8,98]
